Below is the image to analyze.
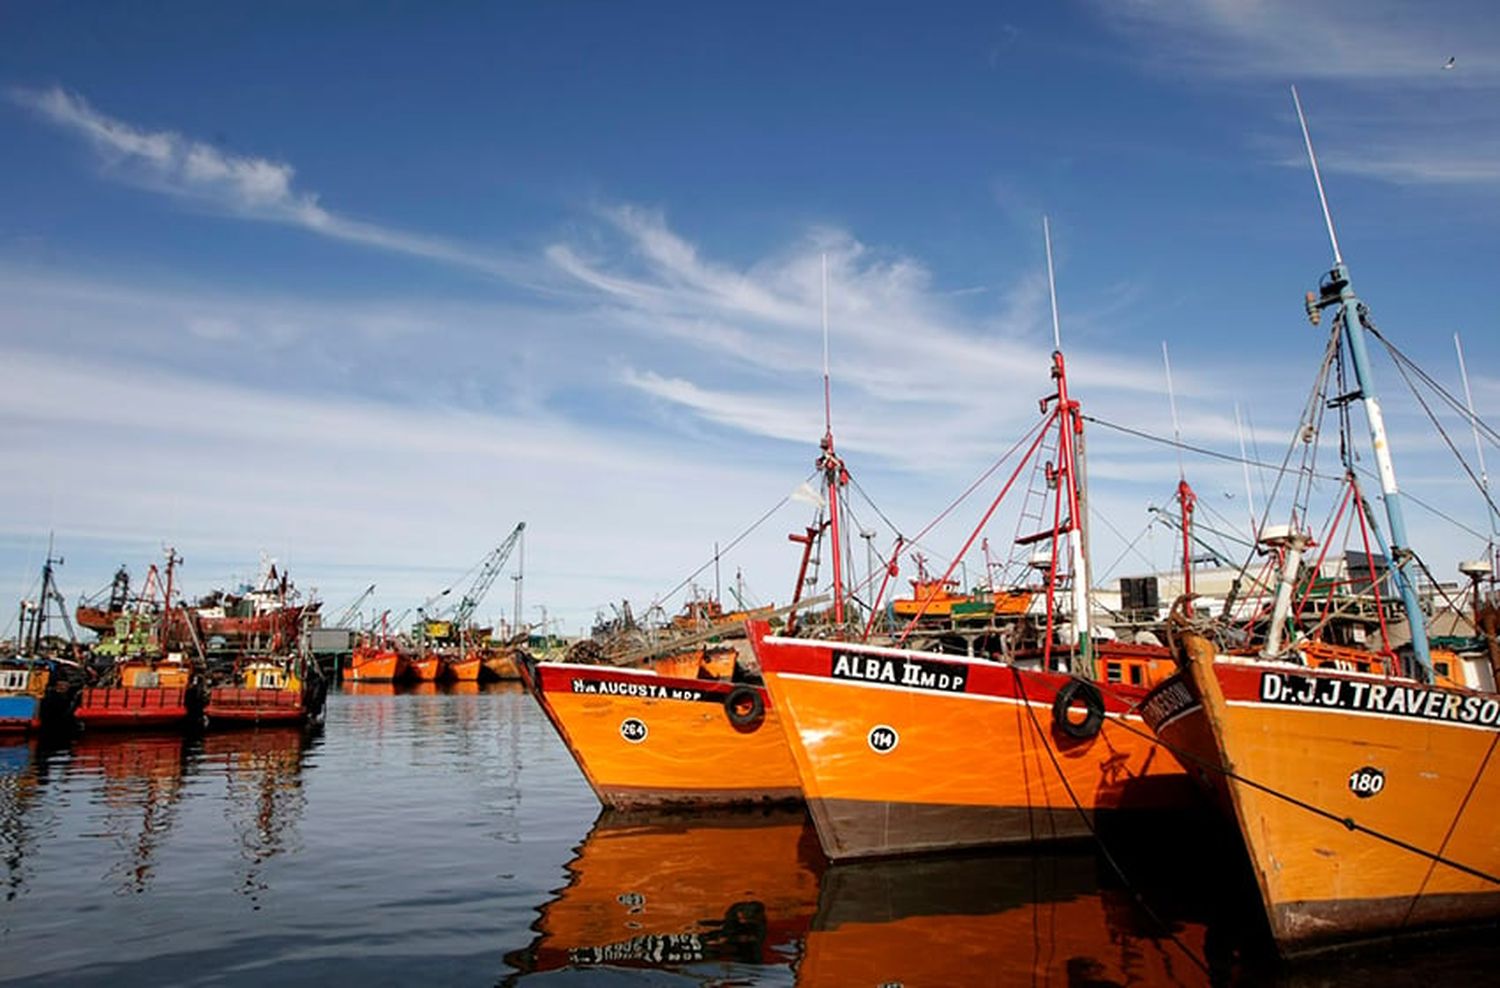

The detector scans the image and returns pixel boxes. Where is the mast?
[1044,218,1092,672]
[819,252,848,628]
[1293,86,1433,681]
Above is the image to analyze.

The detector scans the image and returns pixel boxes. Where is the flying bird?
[1444,56,1457,69]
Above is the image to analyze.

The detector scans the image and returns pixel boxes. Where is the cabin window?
[1105,662,1122,683]
[0,670,28,690]
[1435,662,1450,677]
[256,671,280,689]
[134,671,160,688]
[1129,665,1144,686]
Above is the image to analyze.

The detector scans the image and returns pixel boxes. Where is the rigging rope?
[1086,677,1500,889]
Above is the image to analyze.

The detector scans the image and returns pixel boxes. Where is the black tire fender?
[1052,679,1105,740]
[724,686,765,729]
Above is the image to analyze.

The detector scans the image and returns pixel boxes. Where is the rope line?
[1011,670,1213,977]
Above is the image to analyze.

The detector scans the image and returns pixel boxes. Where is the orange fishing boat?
[518,657,801,808]
[409,652,443,682]
[345,644,407,682]
[443,650,482,682]
[504,808,820,978]
[1140,94,1500,953]
[752,625,1190,859]
[752,326,1193,859]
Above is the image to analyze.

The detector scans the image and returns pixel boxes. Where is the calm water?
[1,684,1494,986]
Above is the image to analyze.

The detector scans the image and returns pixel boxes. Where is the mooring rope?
[1083,675,1500,889]
[1011,671,1214,978]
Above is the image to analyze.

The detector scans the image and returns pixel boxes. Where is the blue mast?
[1294,87,1433,682]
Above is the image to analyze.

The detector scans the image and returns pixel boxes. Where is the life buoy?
[1052,679,1105,739]
[724,686,765,729]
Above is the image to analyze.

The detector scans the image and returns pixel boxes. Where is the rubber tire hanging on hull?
[1051,679,1105,739]
[724,686,765,730]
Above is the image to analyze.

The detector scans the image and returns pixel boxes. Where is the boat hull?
[521,659,801,808]
[445,653,482,682]
[752,631,1194,860]
[76,686,192,729]
[1144,646,1500,952]
[482,651,521,680]
[0,693,43,732]
[409,655,443,682]
[204,686,306,725]
[346,649,405,683]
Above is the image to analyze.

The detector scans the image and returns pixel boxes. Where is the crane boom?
[332,584,377,629]
[453,523,526,629]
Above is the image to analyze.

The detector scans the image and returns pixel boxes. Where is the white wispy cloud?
[8,85,535,280]
[1094,1,1500,187]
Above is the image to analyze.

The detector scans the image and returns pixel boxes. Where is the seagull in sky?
[1444,56,1457,70]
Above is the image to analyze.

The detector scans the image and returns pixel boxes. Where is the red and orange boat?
[519,656,801,808]
[76,655,201,730]
[752,338,1193,859]
[752,624,1190,859]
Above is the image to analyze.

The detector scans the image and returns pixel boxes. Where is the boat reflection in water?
[200,726,315,904]
[67,731,189,893]
[505,809,1241,985]
[804,850,1217,987]
[505,808,822,981]
[1,738,44,901]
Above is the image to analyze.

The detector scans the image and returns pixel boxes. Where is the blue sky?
[3,1,1497,635]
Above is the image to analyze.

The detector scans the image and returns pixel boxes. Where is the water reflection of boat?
[504,809,821,981]
[0,738,44,900]
[67,731,188,892]
[201,727,313,903]
[801,850,1214,986]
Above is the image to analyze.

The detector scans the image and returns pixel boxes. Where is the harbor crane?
[418,523,526,645]
[331,584,376,629]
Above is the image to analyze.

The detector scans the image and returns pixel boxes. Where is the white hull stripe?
[773,670,1146,721]
[1224,698,1500,734]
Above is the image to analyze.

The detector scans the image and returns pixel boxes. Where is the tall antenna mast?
[1162,341,1195,594]
[1235,402,1258,537]
[1161,342,1185,480]
[1292,85,1343,266]
[1456,332,1498,540]
[1044,216,1062,350]
[817,251,847,628]
[1041,217,1092,672]
[822,252,832,434]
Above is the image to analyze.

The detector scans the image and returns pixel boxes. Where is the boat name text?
[1139,679,1199,731]
[831,651,968,693]
[571,678,706,702]
[1258,671,1500,728]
